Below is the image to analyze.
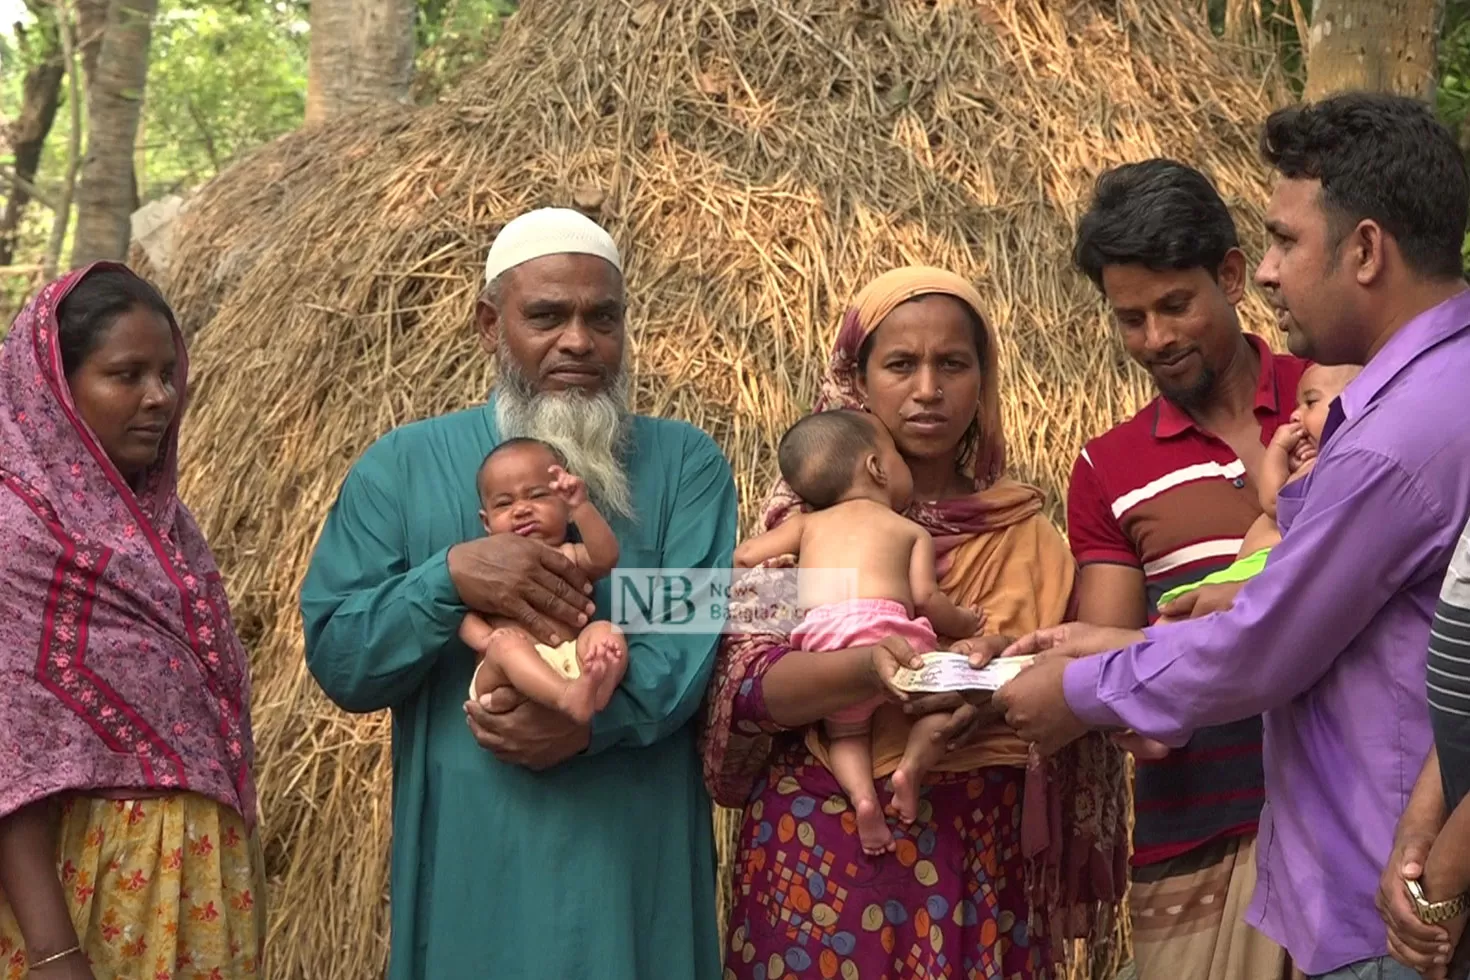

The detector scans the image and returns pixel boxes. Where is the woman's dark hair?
[855,293,988,470]
[1072,158,1240,292]
[57,268,176,377]
[1260,91,1469,282]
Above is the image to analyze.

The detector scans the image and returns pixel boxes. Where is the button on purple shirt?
[1063,289,1470,976]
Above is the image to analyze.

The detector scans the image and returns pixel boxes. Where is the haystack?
[156,2,1290,977]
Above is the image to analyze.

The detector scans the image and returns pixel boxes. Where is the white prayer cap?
[483,207,622,285]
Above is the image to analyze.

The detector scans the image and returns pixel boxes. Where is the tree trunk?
[0,53,64,266]
[72,0,107,90]
[348,0,416,108]
[305,0,415,126]
[306,0,358,126]
[44,0,82,280]
[70,0,158,267]
[1304,0,1446,102]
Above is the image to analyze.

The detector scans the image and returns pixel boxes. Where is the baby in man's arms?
[734,409,983,855]
[1109,363,1365,761]
[460,438,626,724]
[1158,361,1362,620]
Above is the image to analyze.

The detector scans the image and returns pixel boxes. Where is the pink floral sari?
[0,263,257,829]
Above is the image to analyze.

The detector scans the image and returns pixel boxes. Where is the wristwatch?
[1405,877,1470,924]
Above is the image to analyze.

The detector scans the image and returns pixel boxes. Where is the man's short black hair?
[476,437,566,493]
[1072,158,1241,291]
[1260,91,1469,282]
[778,409,879,509]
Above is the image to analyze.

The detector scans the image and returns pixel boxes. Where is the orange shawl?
[699,266,1129,961]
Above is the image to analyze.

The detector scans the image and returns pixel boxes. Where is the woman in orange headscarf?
[702,267,1129,979]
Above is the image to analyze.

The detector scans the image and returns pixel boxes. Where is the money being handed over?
[890,651,1036,694]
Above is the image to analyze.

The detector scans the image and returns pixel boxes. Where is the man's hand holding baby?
[446,534,595,647]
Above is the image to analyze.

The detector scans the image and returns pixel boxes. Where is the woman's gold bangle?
[27,943,82,969]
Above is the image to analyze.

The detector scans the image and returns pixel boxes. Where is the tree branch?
[44,0,81,280]
[0,164,57,210]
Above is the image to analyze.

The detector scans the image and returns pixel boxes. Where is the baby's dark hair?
[476,437,567,494]
[778,409,879,509]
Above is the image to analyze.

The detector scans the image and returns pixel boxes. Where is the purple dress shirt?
[1063,289,1470,975]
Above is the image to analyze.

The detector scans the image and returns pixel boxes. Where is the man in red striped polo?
[1065,159,1306,980]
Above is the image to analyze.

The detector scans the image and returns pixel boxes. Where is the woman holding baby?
[702,267,1129,979]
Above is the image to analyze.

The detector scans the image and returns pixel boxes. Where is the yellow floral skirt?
[0,793,266,979]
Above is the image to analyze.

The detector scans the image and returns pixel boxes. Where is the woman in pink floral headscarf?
[0,264,264,979]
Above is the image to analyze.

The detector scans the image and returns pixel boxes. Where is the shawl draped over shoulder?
[0,263,257,831]
[700,266,1128,955]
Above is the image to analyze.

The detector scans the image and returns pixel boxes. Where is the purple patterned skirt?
[724,748,1050,980]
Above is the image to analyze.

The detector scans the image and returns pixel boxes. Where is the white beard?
[493,359,635,520]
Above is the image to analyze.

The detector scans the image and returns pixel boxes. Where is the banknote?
[889,651,1035,693]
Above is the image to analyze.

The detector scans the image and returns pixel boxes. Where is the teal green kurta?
[299,392,737,980]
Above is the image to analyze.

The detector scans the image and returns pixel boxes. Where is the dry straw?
[151,1,1291,976]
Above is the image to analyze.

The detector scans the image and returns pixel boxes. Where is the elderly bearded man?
[301,208,738,979]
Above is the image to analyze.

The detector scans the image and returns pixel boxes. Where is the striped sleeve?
[1065,448,1140,568]
[1429,525,1470,721]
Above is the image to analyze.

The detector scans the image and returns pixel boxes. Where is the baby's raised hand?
[1269,421,1305,454]
[1288,437,1318,472]
[548,465,588,507]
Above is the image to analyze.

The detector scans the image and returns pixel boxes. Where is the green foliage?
[1437,0,1470,136]
[139,0,308,197]
[0,0,515,320]
[412,0,515,100]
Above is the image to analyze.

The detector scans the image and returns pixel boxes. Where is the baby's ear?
[864,451,886,485]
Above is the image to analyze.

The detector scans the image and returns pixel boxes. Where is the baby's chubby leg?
[887,712,950,826]
[575,621,627,712]
[824,718,894,856]
[462,612,510,700]
[463,613,607,725]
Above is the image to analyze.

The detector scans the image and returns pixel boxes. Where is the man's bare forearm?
[1418,747,1470,901]
[1404,748,1450,842]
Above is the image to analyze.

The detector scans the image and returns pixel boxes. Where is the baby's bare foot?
[890,768,921,826]
[558,658,606,725]
[598,637,625,667]
[590,639,623,711]
[855,798,895,856]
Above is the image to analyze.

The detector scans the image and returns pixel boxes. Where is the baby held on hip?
[734,410,983,856]
[459,438,627,727]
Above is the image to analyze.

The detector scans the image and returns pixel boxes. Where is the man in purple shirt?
[991,92,1470,980]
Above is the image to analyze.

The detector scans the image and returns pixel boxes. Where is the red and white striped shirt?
[1065,332,1308,867]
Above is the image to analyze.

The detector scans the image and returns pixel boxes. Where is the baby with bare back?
[460,438,627,725]
[734,409,982,855]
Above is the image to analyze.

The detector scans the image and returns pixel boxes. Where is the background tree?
[69,0,157,265]
[1304,0,1447,100]
[0,1,61,266]
[305,0,416,125]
